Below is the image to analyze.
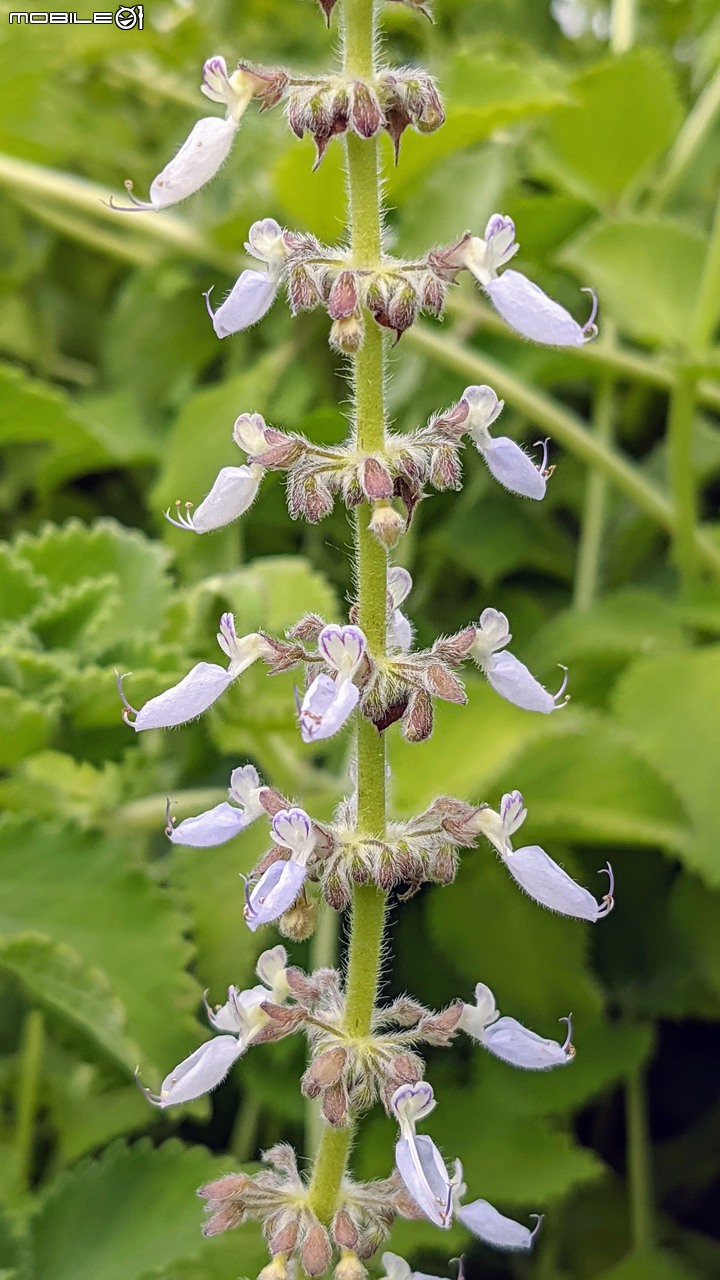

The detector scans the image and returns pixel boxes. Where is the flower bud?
[415,76,445,132]
[279,897,318,942]
[201,1202,244,1236]
[430,844,458,884]
[304,1046,348,1091]
[288,613,326,644]
[359,456,394,501]
[287,471,335,523]
[328,270,360,321]
[289,265,319,313]
[420,272,446,317]
[323,867,352,911]
[330,313,365,354]
[423,662,467,704]
[333,1210,360,1251]
[369,503,404,549]
[302,1223,333,1277]
[349,81,383,138]
[429,444,463,490]
[267,1215,300,1255]
[334,1251,366,1280]
[402,689,433,742]
[386,282,418,339]
[322,1080,349,1126]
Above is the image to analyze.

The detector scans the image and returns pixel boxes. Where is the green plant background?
[0,0,719,1277]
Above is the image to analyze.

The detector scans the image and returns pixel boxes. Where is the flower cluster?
[112,20,609,1280]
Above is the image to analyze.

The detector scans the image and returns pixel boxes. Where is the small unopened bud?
[323,867,352,911]
[279,897,317,942]
[267,1213,300,1255]
[365,277,389,316]
[289,265,319,313]
[305,1046,348,1090]
[349,81,383,138]
[198,1172,251,1200]
[328,270,360,320]
[333,1209,359,1251]
[259,1255,289,1280]
[330,312,365,354]
[403,689,433,742]
[430,444,463,491]
[201,1202,244,1236]
[334,1251,366,1280]
[388,1052,423,1084]
[302,1223,332,1277]
[287,471,334,523]
[288,613,326,643]
[416,77,445,132]
[359,456,394,501]
[423,282,446,324]
[386,282,418,339]
[322,1080,349,1126]
[369,502,404,549]
[423,662,467,704]
[430,843,458,884]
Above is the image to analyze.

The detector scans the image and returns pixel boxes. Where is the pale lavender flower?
[164,464,264,533]
[470,608,568,713]
[300,625,367,742]
[139,946,288,1108]
[461,385,549,501]
[391,1083,453,1230]
[244,807,316,932]
[205,217,288,338]
[476,790,615,921]
[453,1161,542,1251]
[461,214,598,348]
[118,614,269,731]
[110,57,257,213]
[459,982,574,1070]
[166,764,265,848]
[387,567,414,651]
[380,1254,448,1280]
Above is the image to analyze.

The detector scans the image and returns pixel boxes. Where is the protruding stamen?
[533,437,551,475]
[240,872,257,918]
[134,1064,161,1105]
[597,862,615,916]
[115,670,139,722]
[163,501,196,531]
[560,1013,574,1055]
[581,287,599,340]
[530,1214,545,1241]
[165,797,175,837]
[553,664,569,705]
[203,286,216,320]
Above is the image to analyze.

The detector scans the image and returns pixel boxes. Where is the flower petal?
[504,844,611,921]
[484,651,562,713]
[168,801,252,848]
[207,269,277,338]
[485,270,595,347]
[480,436,546,500]
[395,1135,452,1229]
[458,981,499,1039]
[148,117,238,210]
[255,944,288,992]
[244,859,307,932]
[133,663,233,731]
[144,1035,244,1107]
[380,1254,414,1280]
[318,624,366,674]
[300,673,360,742]
[482,1016,573,1070]
[207,984,267,1032]
[177,465,262,533]
[457,1198,541,1250]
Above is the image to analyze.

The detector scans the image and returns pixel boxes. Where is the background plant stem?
[308,0,388,1228]
[14,1008,44,1193]
[626,1067,655,1253]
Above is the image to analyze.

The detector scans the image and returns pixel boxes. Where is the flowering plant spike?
[112,3,611,1276]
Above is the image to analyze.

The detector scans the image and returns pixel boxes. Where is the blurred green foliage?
[0,1,719,1278]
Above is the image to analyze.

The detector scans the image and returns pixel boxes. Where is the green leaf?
[13,521,173,645]
[597,1250,701,1280]
[559,216,705,347]
[273,140,346,242]
[0,935,140,1073]
[388,53,571,198]
[389,681,689,854]
[28,1140,255,1280]
[613,647,720,884]
[0,751,121,826]
[538,50,683,205]
[0,546,44,622]
[428,488,576,586]
[0,690,57,767]
[0,365,108,497]
[0,819,201,1077]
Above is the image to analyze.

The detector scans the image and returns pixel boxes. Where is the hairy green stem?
[666,188,720,591]
[14,1008,44,1192]
[407,323,720,578]
[308,0,388,1229]
[610,0,636,54]
[626,1067,655,1253]
[574,361,615,610]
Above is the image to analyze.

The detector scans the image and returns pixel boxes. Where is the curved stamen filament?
[597,862,615,916]
[553,664,570,705]
[115,670,139,723]
[559,1013,574,1055]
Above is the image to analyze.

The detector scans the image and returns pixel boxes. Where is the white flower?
[470,608,568,713]
[391,1083,453,1230]
[205,218,289,338]
[166,764,265,848]
[300,625,367,743]
[460,982,575,1069]
[461,385,549,501]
